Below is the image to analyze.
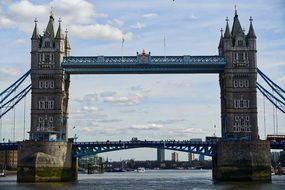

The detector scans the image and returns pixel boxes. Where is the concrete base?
[17,141,77,182]
[212,140,271,181]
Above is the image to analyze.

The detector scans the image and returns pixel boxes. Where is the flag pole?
[121,35,125,62]
[164,35,166,61]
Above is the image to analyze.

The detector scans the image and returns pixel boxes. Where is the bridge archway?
[73,141,216,158]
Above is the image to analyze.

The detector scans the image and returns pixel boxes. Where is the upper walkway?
[62,55,226,74]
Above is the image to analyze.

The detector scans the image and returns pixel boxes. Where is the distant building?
[271,152,280,165]
[199,154,205,161]
[188,153,194,162]
[171,152,179,162]
[0,150,17,169]
[157,148,165,162]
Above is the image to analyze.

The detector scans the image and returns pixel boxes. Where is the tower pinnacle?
[31,18,39,39]
[50,6,54,18]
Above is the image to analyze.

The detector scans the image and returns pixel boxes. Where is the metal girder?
[0,141,283,156]
[270,141,285,150]
[0,142,18,151]
[62,55,226,74]
[72,141,217,158]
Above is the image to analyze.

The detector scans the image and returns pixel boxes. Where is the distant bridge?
[1,140,284,158]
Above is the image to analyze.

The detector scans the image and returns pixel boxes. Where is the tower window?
[233,115,251,132]
[234,98,250,108]
[50,81,54,88]
[38,100,54,109]
[44,41,50,48]
[44,54,50,63]
[238,40,243,46]
[234,80,237,87]
[39,80,55,88]
[233,79,249,88]
[39,81,44,89]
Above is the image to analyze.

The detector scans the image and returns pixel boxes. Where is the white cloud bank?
[0,0,132,41]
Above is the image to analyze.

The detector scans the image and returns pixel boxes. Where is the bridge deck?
[62,55,226,74]
[2,141,283,158]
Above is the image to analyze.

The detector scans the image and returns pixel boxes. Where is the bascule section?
[213,10,271,181]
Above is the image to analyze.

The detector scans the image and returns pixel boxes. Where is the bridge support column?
[212,140,271,181]
[17,141,77,182]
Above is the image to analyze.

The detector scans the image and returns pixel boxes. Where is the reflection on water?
[0,170,285,190]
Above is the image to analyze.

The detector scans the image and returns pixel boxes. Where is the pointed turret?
[31,18,40,39]
[65,29,71,56]
[56,18,64,39]
[218,28,224,48]
[224,17,231,38]
[231,8,244,38]
[44,11,55,38]
[247,16,256,38]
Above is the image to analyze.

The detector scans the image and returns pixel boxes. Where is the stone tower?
[219,10,258,140]
[213,10,271,181]
[17,13,76,183]
[30,13,71,141]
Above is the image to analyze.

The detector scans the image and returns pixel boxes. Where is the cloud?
[129,123,164,130]
[74,93,97,103]
[143,13,158,18]
[97,119,123,123]
[15,39,26,45]
[82,106,99,112]
[82,127,93,132]
[172,128,209,135]
[131,22,145,29]
[103,92,147,106]
[130,85,143,91]
[1,0,131,41]
[190,14,198,20]
[148,119,186,125]
[107,19,124,27]
[0,68,20,80]
[70,24,132,41]
[0,16,14,28]
[100,91,117,97]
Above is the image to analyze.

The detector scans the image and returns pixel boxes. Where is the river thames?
[0,170,285,190]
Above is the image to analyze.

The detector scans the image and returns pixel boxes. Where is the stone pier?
[17,141,77,182]
[212,140,271,181]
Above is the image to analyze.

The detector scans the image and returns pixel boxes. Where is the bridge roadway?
[0,140,284,158]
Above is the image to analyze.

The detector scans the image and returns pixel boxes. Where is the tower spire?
[247,16,256,38]
[56,18,64,39]
[218,28,224,48]
[65,29,71,55]
[44,9,55,38]
[50,6,54,19]
[231,6,244,38]
[31,18,40,39]
[224,17,231,38]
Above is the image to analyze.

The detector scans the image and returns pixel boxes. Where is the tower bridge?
[1,9,285,182]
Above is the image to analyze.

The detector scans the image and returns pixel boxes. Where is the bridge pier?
[212,140,271,181]
[17,140,77,182]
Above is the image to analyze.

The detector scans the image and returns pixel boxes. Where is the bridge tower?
[29,14,70,141]
[213,10,271,181]
[17,13,76,182]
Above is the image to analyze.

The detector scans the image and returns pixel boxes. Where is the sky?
[0,0,284,161]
